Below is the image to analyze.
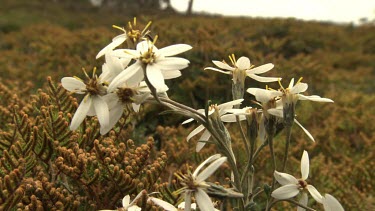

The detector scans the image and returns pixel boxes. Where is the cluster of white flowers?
[62,19,192,135]
[61,18,344,210]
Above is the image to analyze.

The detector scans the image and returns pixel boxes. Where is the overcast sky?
[170,0,375,24]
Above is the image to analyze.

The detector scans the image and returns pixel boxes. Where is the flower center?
[86,78,106,96]
[117,87,136,104]
[140,48,156,64]
[298,179,308,189]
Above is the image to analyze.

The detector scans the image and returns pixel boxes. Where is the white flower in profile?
[247,78,334,105]
[322,194,345,211]
[182,99,243,152]
[99,190,144,211]
[205,54,280,83]
[267,101,315,142]
[61,69,109,131]
[96,18,152,59]
[271,150,323,209]
[108,39,192,92]
[175,154,227,211]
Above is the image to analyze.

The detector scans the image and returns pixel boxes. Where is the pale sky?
[170,0,375,24]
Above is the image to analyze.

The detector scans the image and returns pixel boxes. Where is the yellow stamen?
[141,21,152,35]
[73,76,83,82]
[296,77,303,84]
[82,68,90,79]
[92,67,97,78]
[112,25,125,32]
[278,78,285,91]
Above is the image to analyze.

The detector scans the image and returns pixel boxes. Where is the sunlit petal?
[291,82,308,94]
[193,154,222,178]
[195,188,216,211]
[61,77,86,94]
[212,60,235,71]
[301,150,310,180]
[93,96,109,128]
[322,194,344,211]
[146,64,167,92]
[294,119,315,142]
[236,56,250,69]
[307,185,323,203]
[196,157,227,183]
[247,74,280,82]
[274,171,298,185]
[70,95,92,130]
[158,44,192,56]
[297,192,308,211]
[248,63,274,74]
[186,125,205,142]
[149,197,177,211]
[271,184,300,199]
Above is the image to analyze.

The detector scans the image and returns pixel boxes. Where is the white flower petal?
[297,94,334,103]
[294,119,315,142]
[70,95,92,130]
[187,125,205,142]
[195,188,216,211]
[108,62,142,92]
[204,67,231,74]
[248,63,274,74]
[217,99,244,113]
[156,57,190,70]
[267,108,283,118]
[111,49,138,59]
[161,70,182,79]
[96,35,126,59]
[100,103,123,135]
[307,185,323,203]
[61,77,86,94]
[271,184,300,200]
[297,192,308,211]
[301,150,310,180]
[149,197,177,211]
[288,78,295,89]
[196,130,211,152]
[193,154,222,178]
[236,56,251,70]
[182,118,195,125]
[122,195,130,207]
[247,88,282,103]
[146,64,167,92]
[93,96,109,128]
[158,44,192,57]
[184,192,192,211]
[247,74,280,83]
[291,82,308,94]
[196,157,227,183]
[322,194,344,211]
[220,114,246,122]
[274,171,298,185]
[212,60,235,71]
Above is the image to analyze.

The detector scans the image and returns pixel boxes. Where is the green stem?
[281,125,292,171]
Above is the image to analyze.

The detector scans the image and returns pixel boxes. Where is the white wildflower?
[271,151,323,208]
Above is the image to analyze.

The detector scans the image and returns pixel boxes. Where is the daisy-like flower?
[205,54,279,83]
[96,17,152,59]
[182,99,243,152]
[108,39,192,93]
[271,150,323,209]
[100,80,159,135]
[322,194,345,211]
[61,69,109,131]
[175,154,227,211]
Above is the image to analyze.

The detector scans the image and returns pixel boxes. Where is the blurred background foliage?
[0,0,374,210]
